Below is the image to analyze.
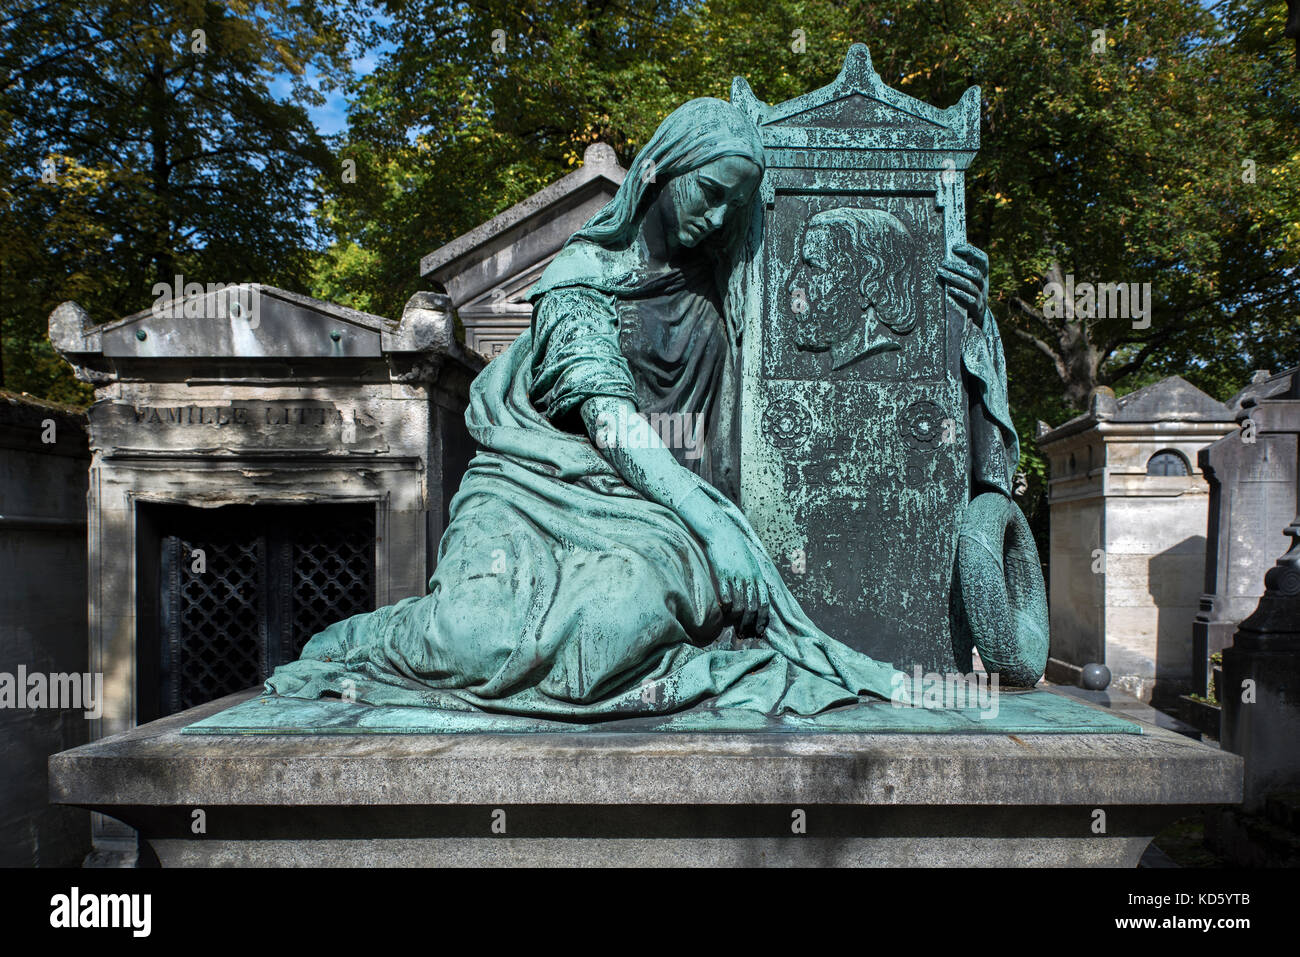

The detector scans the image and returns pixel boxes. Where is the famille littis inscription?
[132,403,343,427]
[97,399,386,453]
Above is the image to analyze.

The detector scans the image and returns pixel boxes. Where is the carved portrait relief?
[785,207,920,371]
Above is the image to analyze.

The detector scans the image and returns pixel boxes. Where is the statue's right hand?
[697,512,771,638]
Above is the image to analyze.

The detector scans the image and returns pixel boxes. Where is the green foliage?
[321,0,1299,389]
[0,0,364,402]
[817,1,1300,412]
[314,0,1297,545]
[5,0,1297,454]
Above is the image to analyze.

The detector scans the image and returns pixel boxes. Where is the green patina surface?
[245,45,1051,730]
[185,689,1140,736]
[732,45,1045,680]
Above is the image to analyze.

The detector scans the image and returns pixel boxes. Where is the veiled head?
[658,154,761,250]
[528,97,765,318]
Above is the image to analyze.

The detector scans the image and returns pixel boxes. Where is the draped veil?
[526,97,768,503]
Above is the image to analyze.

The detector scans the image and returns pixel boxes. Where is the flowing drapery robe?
[265,268,909,717]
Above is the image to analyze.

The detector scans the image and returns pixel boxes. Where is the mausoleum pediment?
[1111,375,1234,423]
[49,286,473,384]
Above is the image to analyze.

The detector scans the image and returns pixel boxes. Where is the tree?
[0,0,363,402]
[321,0,1299,408]
[312,0,1297,556]
[314,0,694,321]
[798,1,1299,410]
[313,0,911,319]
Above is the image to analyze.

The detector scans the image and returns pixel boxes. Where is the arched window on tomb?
[1146,449,1190,477]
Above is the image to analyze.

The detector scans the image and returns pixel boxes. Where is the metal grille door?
[155,504,374,716]
[289,517,374,655]
[166,535,265,711]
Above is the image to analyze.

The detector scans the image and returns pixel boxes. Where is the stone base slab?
[148,836,1157,867]
[50,691,1243,868]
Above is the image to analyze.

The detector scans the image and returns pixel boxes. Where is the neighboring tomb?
[0,391,91,865]
[1037,377,1238,704]
[1194,366,1299,699]
[50,285,483,735]
[421,142,626,358]
[1220,366,1300,822]
[50,286,481,856]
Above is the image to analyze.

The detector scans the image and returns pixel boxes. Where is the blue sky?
[268,7,395,138]
[267,44,389,138]
[319,42,393,135]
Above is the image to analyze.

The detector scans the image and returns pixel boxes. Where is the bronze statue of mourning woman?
[264,95,1034,720]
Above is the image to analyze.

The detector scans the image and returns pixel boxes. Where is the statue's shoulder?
[534,284,619,323]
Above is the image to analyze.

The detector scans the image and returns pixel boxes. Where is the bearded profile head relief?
[786,206,919,370]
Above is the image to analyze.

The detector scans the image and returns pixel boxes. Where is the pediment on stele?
[769,91,946,132]
[732,43,979,151]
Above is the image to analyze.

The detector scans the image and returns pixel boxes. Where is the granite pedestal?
[49,689,1242,867]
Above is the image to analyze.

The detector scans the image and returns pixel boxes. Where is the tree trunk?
[1288,0,1300,69]
[1009,259,1101,410]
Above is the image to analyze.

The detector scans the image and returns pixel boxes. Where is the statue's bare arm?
[580,394,769,635]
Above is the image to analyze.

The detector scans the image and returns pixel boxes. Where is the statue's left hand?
[939,242,989,323]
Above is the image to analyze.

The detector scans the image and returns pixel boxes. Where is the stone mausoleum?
[421,142,626,358]
[1038,376,1238,704]
[50,285,480,855]
[1194,367,1299,699]
[0,391,90,865]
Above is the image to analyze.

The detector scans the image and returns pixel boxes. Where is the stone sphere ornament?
[1081,663,1111,690]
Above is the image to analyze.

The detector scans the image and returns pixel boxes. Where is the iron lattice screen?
[167,535,265,710]
[156,504,375,715]
[290,516,374,656]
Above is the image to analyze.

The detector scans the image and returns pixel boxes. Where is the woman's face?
[663,155,761,249]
